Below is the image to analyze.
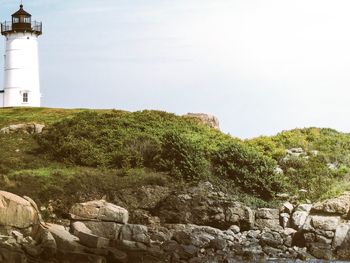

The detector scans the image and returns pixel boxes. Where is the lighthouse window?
[24,17,31,23]
[23,93,28,103]
[13,17,19,23]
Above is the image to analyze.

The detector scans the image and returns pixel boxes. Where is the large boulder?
[312,192,350,217]
[0,191,39,232]
[70,200,129,224]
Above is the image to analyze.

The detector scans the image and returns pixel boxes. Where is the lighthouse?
[0,4,42,108]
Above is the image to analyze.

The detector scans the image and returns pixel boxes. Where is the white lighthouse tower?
[0,4,42,108]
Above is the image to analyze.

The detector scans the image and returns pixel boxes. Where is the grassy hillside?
[0,107,350,214]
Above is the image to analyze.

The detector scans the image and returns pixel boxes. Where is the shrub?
[212,142,286,199]
[159,131,210,181]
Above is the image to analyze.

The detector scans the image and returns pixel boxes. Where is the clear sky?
[1,0,350,138]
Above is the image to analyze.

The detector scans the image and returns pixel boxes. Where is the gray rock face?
[0,123,45,134]
[70,200,129,224]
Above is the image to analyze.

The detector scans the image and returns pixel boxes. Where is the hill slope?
[0,107,349,216]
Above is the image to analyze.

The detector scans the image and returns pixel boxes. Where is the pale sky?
[1,0,350,138]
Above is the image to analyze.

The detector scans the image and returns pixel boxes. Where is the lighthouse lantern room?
[0,4,42,108]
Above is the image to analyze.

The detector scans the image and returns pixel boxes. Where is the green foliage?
[159,131,210,181]
[2,108,350,205]
[212,142,287,199]
[37,110,228,170]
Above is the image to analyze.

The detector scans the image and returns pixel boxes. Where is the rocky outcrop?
[184,113,220,130]
[0,123,45,134]
[2,188,350,262]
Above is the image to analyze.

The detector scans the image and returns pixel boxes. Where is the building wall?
[0,92,3,108]
[3,33,41,107]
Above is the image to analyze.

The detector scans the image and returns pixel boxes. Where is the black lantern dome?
[1,5,42,36]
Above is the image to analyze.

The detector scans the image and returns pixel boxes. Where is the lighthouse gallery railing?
[1,21,42,35]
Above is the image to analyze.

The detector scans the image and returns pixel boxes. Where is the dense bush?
[212,142,287,199]
[37,110,228,172]
[159,131,210,180]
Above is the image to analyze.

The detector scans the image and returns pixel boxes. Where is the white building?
[0,5,42,108]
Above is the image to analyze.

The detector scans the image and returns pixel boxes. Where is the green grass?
[0,107,114,127]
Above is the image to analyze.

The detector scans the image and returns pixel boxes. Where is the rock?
[312,192,350,217]
[209,238,227,250]
[295,204,313,212]
[107,247,128,263]
[282,228,297,237]
[185,113,220,130]
[47,223,83,252]
[225,203,255,230]
[332,223,350,249]
[11,231,24,243]
[118,224,150,245]
[0,191,39,231]
[229,225,240,234]
[292,205,312,230]
[308,243,333,260]
[255,208,279,220]
[280,202,294,214]
[36,229,57,259]
[57,251,107,263]
[311,215,340,231]
[337,228,350,259]
[259,231,283,248]
[131,209,161,225]
[254,208,281,230]
[84,221,123,240]
[280,213,290,228]
[70,200,129,224]
[0,247,27,263]
[71,222,109,249]
[177,244,198,259]
[0,123,45,134]
[255,219,281,230]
